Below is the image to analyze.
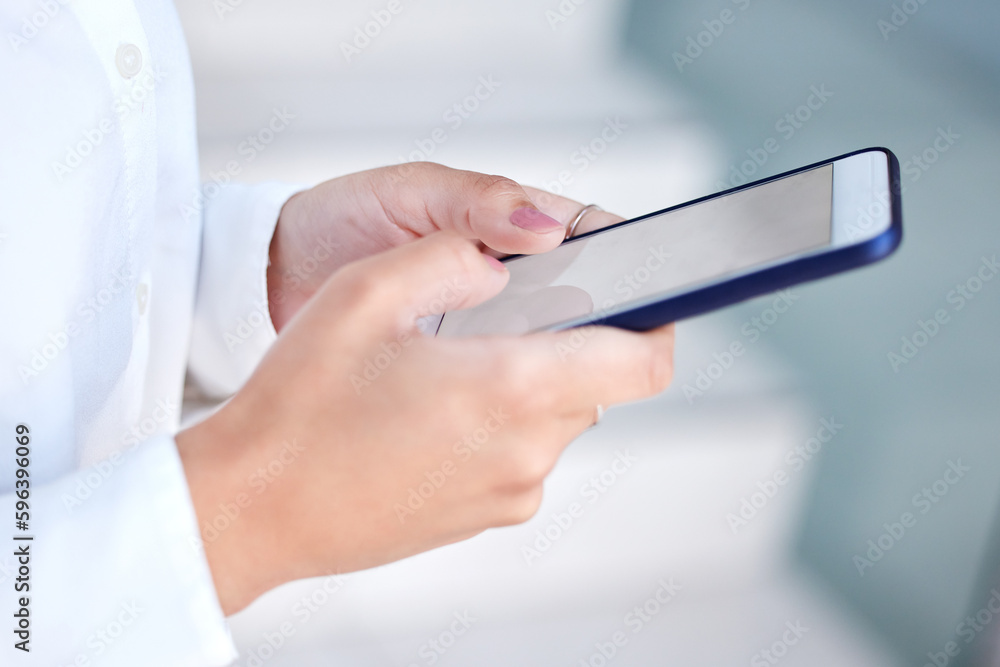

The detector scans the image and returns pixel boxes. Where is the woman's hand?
[178,232,674,615]
[266,162,625,330]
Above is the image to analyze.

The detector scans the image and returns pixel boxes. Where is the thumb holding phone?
[177,231,675,615]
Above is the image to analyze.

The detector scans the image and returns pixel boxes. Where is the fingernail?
[510,207,564,233]
[483,254,507,272]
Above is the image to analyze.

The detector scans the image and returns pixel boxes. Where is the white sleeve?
[6,435,236,666]
[188,182,306,398]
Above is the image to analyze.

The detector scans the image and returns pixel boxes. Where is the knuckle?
[512,447,555,487]
[472,173,524,201]
[427,233,481,285]
[400,161,440,177]
[490,348,545,410]
[497,488,544,526]
[335,263,386,314]
[645,341,675,394]
[490,439,557,494]
[438,234,480,273]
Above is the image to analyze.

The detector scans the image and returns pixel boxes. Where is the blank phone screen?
[437,164,833,336]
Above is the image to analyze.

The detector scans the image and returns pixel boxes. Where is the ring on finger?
[565,204,603,240]
[586,404,605,430]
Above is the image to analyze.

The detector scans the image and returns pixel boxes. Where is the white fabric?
[0,0,302,663]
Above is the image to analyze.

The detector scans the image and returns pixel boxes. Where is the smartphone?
[436,147,902,336]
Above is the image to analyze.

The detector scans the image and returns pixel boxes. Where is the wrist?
[176,411,289,615]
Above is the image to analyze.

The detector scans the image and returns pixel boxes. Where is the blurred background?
[174,0,1000,664]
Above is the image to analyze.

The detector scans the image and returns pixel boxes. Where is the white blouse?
[0,0,299,663]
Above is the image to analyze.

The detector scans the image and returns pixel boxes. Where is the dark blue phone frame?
[528,147,904,332]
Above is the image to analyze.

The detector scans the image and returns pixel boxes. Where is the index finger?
[518,323,676,413]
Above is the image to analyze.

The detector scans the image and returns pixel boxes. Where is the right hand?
[177,232,675,615]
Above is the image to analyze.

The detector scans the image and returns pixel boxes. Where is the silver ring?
[565,204,603,240]
[586,404,605,430]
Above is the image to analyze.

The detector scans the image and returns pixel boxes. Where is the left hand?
[267,162,624,330]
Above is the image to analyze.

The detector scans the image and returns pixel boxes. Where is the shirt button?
[116,43,143,79]
[136,283,149,315]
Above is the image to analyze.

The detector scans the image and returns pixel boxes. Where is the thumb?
[321,232,510,335]
[372,163,568,255]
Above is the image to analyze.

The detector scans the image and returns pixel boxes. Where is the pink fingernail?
[510,207,564,233]
[484,254,507,272]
